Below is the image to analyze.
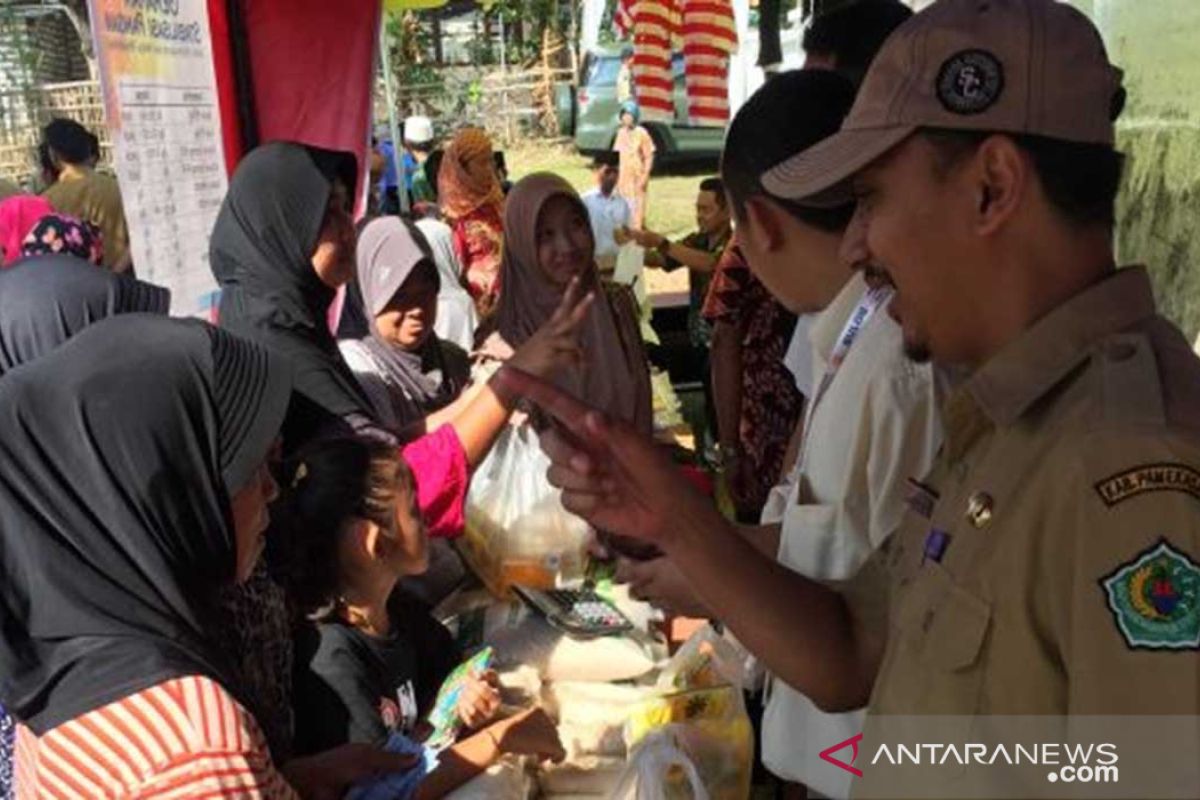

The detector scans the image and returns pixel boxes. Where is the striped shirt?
[13,676,298,799]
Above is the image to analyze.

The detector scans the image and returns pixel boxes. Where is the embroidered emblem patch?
[936,50,1004,115]
[1100,540,1200,650]
[1094,463,1200,507]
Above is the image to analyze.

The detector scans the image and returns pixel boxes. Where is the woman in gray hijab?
[342,215,593,454]
[340,217,471,431]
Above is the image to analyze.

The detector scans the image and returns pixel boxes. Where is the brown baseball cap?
[763,0,1125,201]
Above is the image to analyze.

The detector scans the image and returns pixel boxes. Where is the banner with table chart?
[88,0,228,319]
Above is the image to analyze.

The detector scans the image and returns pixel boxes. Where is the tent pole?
[380,11,409,214]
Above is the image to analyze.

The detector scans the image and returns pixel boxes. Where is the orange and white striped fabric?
[682,0,737,126]
[13,675,298,799]
[631,0,679,123]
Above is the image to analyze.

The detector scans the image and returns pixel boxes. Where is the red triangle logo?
[819,733,864,777]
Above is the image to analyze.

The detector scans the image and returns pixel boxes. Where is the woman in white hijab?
[415,216,478,351]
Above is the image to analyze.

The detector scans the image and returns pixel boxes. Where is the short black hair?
[921,129,1124,229]
[592,151,619,170]
[720,69,857,231]
[803,0,912,87]
[43,118,94,165]
[699,177,726,207]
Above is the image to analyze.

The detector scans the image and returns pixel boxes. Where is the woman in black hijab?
[0,315,294,791]
[210,140,372,450]
[0,253,169,375]
[0,255,169,799]
[209,142,387,759]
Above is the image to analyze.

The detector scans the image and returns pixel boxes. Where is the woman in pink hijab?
[0,195,53,266]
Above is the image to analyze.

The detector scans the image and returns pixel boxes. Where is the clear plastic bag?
[609,728,711,800]
[624,687,753,800]
[656,624,747,693]
[461,422,590,597]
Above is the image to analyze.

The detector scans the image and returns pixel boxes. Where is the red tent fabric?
[240,0,381,209]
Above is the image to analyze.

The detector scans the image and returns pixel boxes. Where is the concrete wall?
[1073,0,1200,340]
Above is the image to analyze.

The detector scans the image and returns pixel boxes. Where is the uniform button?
[966,491,994,528]
[1106,342,1137,362]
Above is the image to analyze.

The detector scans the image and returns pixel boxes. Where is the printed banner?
[88,0,228,318]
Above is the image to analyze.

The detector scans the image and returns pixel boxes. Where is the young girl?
[285,435,564,797]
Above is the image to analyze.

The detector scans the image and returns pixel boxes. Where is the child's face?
[381,481,428,577]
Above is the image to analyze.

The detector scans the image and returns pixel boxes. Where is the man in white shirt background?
[581,152,632,275]
[611,69,943,799]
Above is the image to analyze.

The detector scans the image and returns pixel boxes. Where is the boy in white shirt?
[614,70,944,799]
[580,153,631,274]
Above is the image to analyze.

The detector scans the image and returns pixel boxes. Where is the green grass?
[506,142,716,241]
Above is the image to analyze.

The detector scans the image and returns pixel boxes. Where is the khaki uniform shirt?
[43,170,130,271]
[842,268,1200,795]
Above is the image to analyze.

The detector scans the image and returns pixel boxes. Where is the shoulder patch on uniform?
[1099,539,1200,650]
[1093,463,1200,507]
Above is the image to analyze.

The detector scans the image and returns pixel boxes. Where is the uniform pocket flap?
[924,579,992,671]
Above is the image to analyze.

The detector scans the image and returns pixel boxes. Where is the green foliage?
[386,12,442,88]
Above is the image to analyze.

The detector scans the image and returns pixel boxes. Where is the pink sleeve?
[401,424,468,539]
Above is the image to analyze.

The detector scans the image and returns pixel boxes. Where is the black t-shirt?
[292,590,461,755]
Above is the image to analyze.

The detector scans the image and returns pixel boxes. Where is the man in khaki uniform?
[499,0,1200,795]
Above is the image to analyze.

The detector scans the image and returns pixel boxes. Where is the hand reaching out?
[628,229,666,250]
[506,276,594,380]
[456,669,501,730]
[282,743,418,800]
[491,707,566,763]
[615,556,711,618]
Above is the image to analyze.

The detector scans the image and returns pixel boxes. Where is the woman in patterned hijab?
[438,128,505,321]
[20,212,105,266]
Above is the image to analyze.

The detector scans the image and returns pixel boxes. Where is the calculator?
[512,585,635,638]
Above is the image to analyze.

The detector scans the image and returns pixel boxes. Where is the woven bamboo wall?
[0,80,109,190]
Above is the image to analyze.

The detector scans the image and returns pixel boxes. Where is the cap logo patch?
[937,50,1004,115]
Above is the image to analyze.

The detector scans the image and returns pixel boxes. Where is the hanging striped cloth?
[632,0,678,123]
[615,0,635,37]
[682,0,738,126]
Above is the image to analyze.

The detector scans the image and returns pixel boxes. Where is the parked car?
[558,47,726,160]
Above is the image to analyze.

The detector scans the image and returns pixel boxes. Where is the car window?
[586,56,621,87]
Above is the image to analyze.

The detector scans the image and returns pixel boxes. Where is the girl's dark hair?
[274,435,415,616]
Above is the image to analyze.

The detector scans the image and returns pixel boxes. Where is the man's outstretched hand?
[493,367,722,549]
